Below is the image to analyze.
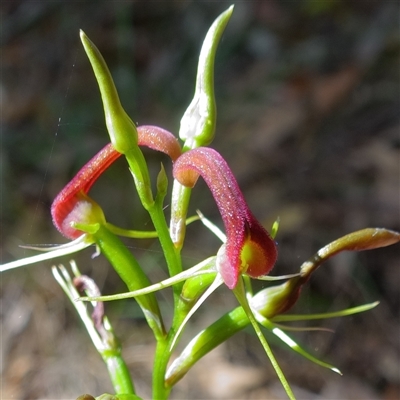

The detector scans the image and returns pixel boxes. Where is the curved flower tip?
[173,147,277,289]
[51,144,119,239]
[138,125,181,161]
[52,125,180,239]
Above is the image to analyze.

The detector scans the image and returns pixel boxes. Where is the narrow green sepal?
[272,301,380,323]
[232,280,295,400]
[180,5,234,149]
[256,315,342,375]
[80,30,138,154]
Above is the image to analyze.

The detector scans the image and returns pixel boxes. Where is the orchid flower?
[51,124,181,240]
[0,125,181,273]
[174,146,278,289]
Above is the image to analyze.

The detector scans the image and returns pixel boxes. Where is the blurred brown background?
[1,1,399,399]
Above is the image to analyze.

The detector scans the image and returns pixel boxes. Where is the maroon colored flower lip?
[51,143,119,239]
[173,147,277,288]
[51,125,181,239]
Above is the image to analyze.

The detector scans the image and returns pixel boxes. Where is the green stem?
[125,147,185,399]
[152,193,183,280]
[152,339,171,400]
[152,308,193,399]
[124,147,154,209]
[102,349,136,394]
[123,149,182,281]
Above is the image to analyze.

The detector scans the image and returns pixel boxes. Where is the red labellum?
[51,143,119,239]
[51,126,181,239]
[173,147,277,288]
[138,125,181,161]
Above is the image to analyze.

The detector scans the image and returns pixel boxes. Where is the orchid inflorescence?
[2,6,399,400]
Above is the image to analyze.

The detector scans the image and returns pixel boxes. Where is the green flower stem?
[152,340,171,400]
[124,148,188,398]
[91,224,165,339]
[124,147,154,209]
[171,279,297,398]
[150,257,217,399]
[136,163,184,399]
[122,150,182,280]
[150,185,183,281]
[117,148,185,400]
[103,350,136,395]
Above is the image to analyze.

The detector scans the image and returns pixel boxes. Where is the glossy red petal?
[173,147,277,288]
[51,126,181,239]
